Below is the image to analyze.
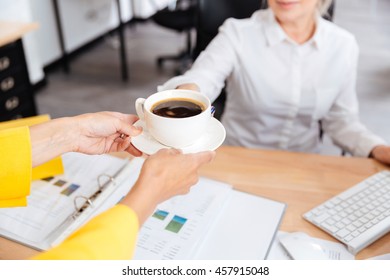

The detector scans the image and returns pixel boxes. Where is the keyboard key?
[311,208,324,216]
[322,223,338,234]
[336,228,351,239]
[317,205,326,212]
[372,218,379,225]
[366,204,375,210]
[333,215,342,221]
[358,227,366,233]
[366,213,375,220]
[335,221,345,229]
[341,217,352,225]
[313,213,330,224]
[341,202,349,208]
[373,200,381,207]
[348,214,358,221]
[344,234,354,242]
[324,201,335,208]
[346,224,357,232]
[325,218,336,225]
[351,231,360,238]
[380,188,387,195]
[339,211,347,218]
[354,210,363,217]
[345,208,354,214]
[352,220,363,228]
[365,222,373,229]
[357,201,365,207]
[377,206,386,213]
[351,196,360,203]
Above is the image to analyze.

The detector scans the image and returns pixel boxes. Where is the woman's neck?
[278,15,317,45]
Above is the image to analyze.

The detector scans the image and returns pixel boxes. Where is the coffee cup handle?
[135,98,146,121]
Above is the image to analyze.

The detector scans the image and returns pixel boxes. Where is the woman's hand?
[120,149,215,224]
[371,145,390,165]
[30,111,143,167]
[176,83,200,92]
[72,112,142,156]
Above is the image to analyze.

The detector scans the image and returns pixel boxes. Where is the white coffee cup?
[135,90,211,148]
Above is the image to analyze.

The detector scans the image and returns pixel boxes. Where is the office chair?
[193,0,264,120]
[151,0,197,74]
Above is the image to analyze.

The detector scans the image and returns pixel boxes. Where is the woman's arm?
[322,39,389,162]
[159,18,240,101]
[29,112,142,167]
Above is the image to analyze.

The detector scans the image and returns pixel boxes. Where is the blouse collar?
[261,9,324,50]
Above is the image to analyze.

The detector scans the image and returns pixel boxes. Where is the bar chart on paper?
[133,178,233,260]
[165,215,187,233]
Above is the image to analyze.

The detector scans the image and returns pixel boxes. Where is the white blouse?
[159,9,386,157]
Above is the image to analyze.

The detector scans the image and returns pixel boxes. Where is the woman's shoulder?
[222,10,269,29]
[320,18,358,47]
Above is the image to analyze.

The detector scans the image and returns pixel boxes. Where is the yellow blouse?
[0,127,139,259]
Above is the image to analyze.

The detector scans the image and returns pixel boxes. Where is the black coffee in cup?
[152,98,205,118]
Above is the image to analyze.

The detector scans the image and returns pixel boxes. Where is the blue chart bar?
[165,215,187,233]
[61,184,80,196]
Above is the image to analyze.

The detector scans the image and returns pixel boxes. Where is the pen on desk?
[211,106,216,117]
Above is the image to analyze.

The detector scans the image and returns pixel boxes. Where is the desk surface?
[0,146,389,259]
[0,21,38,47]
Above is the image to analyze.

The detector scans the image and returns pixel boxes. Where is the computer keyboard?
[303,170,390,255]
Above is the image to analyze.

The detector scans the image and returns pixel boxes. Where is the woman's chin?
[274,11,302,25]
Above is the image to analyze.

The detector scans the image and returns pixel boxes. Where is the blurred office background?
[0,0,389,155]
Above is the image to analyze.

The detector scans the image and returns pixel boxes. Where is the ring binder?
[0,153,139,251]
[72,174,117,219]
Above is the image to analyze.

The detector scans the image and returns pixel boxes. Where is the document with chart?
[134,178,286,260]
[134,178,233,260]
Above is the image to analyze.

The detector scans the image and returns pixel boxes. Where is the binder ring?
[97,174,116,190]
[73,195,93,218]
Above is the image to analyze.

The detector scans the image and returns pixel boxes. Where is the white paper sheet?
[193,191,286,260]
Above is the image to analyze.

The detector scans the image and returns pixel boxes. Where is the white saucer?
[131,118,226,155]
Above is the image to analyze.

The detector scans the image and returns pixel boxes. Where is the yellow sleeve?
[32,205,139,260]
[0,127,31,207]
[0,115,64,180]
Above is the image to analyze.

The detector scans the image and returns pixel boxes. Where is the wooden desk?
[0,146,389,259]
[199,146,390,260]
